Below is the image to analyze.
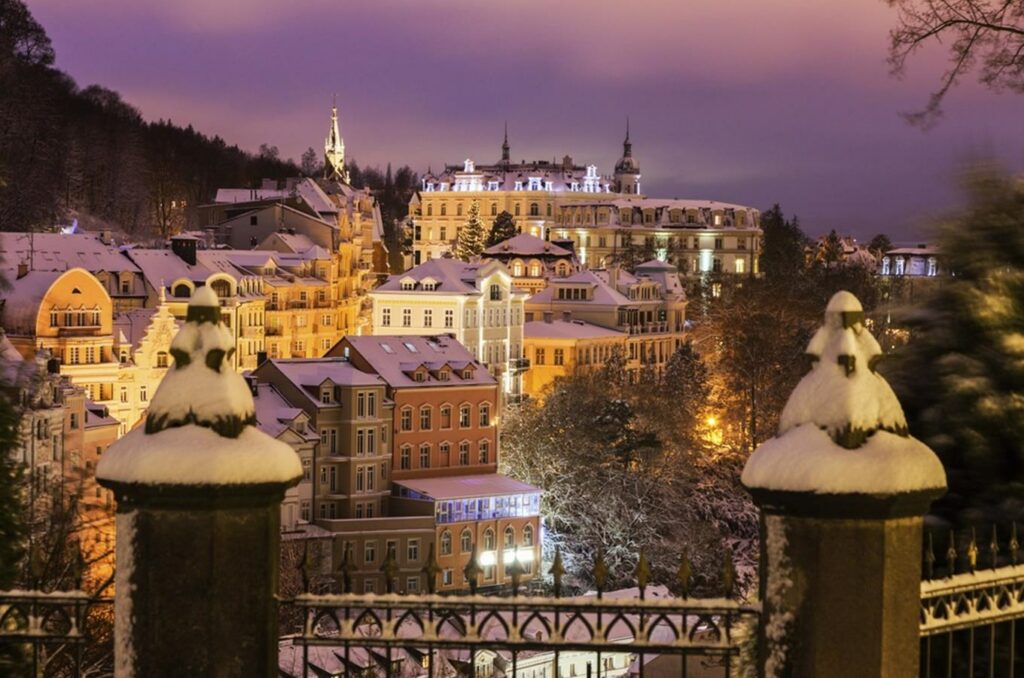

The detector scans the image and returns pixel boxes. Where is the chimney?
[245,375,259,397]
[256,351,268,366]
[99,229,113,245]
[562,311,572,322]
[47,358,60,374]
[170,236,198,266]
[16,262,28,279]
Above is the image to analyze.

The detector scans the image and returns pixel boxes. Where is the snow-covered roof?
[342,335,497,389]
[84,400,118,430]
[0,271,65,334]
[886,246,939,256]
[394,473,540,500]
[483,233,573,257]
[566,197,757,213]
[528,270,632,306]
[124,248,210,290]
[374,258,509,295]
[742,291,946,495]
[524,319,626,340]
[0,232,139,276]
[259,358,383,406]
[113,308,173,352]
[252,381,317,441]
[214,188,289,203]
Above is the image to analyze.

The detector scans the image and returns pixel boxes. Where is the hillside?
[0,0,300,237]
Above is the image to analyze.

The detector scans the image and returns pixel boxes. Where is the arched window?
[419,444,431,468]
[490,203,498,216]
[546,204,552,217]
[478,439,490,464]
[529,262,541,277]
[441,530,452,555]
[440,405,452,429]
[504,526,515,548]
[556,262,569,277]
[459,404,471,428]
[461,528,473,553]
[440,204,447,216]
[456,204,463,217]
[419,405,432,430]
[427,204,433,217]
[156,352,169,368]
[209,279,232,298]
[484,528,496,550]
[514,203,521,217]
[400,445,412,470]
[529,203,539,217]
[400,406,413,431]
[511,261,523,277]
[479,403,490,427]
[523,524,534,547]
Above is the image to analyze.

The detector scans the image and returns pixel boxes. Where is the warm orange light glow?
[706,416,717,427]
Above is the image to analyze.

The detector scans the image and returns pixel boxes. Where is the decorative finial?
[144,286,254,438]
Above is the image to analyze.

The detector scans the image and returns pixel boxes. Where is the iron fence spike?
[463,543,482,594]
[1011,522,1020,566]
[677,552,692,599]
[946,529,957,577]
[507,555,526,596]
[924,531,935,581]
[722,550,736,599]
[635,550,651,598]
[422,543,441,594]
[299,540,310,594]
[549,548,565,598]
[380,543,399,593]
[968,527,978,573]
[592,549,608,597]
[989,524,999,570]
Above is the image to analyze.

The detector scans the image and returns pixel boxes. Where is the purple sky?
[30,0,1024,239]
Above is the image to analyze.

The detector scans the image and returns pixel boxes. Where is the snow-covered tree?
[454,201,484,261]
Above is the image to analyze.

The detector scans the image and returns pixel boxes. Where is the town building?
[880,245,941,278]
[368,258,528,398]
[0,267,177,433]
[551,198,761,274]
[524,261,687,387]
[0,231,148,312]
[522,318,627,399]
[481,233,582,294]
[410,127,639,264]
[325,335,542,592]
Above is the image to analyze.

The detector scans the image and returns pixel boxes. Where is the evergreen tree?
[658,341,712,450]
[818,229,845,269]
[454,201,485,261]
[885,162,1024,515]
[299,147,320,177]
[485,210,519,247]
[758,204,807,283]
[868,233,893,255]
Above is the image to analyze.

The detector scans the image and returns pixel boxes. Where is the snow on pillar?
[742,291,946,678]
[97,286,302,677]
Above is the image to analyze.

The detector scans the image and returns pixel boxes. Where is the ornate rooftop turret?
[614,117,640,194]
[501,121,510,167]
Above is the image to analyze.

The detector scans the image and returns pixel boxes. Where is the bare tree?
[887,0,1024,125]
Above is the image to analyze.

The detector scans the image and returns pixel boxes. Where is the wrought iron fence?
[279,545,761,678]
[920,524,1024,677]
[0,585,114,677]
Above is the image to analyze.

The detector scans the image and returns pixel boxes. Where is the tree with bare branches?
[887,0,1024,125]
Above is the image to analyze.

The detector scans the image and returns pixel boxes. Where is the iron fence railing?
[0,586,114,677]
[919,524,1024,677]
[279,545,759,678]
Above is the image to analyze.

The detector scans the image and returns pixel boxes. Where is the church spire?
[501,121,510,166]
[623,116,632,158]
[324,97,348,183]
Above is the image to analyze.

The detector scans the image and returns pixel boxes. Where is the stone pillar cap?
[742,291,946,498]
[97,286,301,488]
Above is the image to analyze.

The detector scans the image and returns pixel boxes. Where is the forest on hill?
[0,0,301,237]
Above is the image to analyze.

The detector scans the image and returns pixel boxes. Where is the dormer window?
[320,386,333,404]
[438,369,450,381]
[514,181,523,191]
[400,277,416,291]
[462,369,473,380]
[414,371,426,382]
[488,181,499,191]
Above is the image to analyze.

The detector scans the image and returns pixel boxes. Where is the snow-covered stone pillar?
[742,291,946,678]
[97,287,302,677]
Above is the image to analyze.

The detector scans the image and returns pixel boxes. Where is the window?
[140,386,147,402]
[461,529,473,553]
[423,309,432,327]
[400,407,413,431]
[440,405,452,429]
[444,309,454,328]
[406,576,419,593]
[156,351,169,368]
[381,308,391,327]
[489,284,501,301]
[419,444,431,468]
[69,413,79,429]
[440,442,451,465]
[302,459,311,481]
[529,202,539,216]
[357,392,366,417]
[442,569,453,586]
[456,203,463,217]
[440,204,447,216]
[478,440,490,464]
[479,403,490,427]
[400,446,411,470]
[419,406,432,430]
[484,529,496,551]
[523,524,534,546]
[365,542,377,564]
[367,465,375,491]
[367,392,376,417]
[554,349,564,366]
[459,442,470,465]
[321,387,333,404]
[440,530,452,555]
[535,348,545,366]
[714,237,724,250]
[504,526,515,548]
[356,466,365,492]
[357,429,366,455]
[735,258,746,274]
[408,539,420,562]
[459,404,471,428]
[402,308,412,327]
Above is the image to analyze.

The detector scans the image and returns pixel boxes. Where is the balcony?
[624,321,670,335]
[288,300,309,309]
[265,326,284,336]
[508,357,531,372]
[57,325,102,336]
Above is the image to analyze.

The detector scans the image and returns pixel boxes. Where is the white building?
[369,258,528,398]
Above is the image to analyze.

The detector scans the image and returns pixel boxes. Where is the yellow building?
[0,267,175,434]
[522,317,627,399]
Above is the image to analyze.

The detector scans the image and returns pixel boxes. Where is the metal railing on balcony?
[508,357,531,372]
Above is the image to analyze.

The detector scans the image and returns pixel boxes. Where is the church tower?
[613,118,641,195]
[501,122,510,169]
[324,97,349,183]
